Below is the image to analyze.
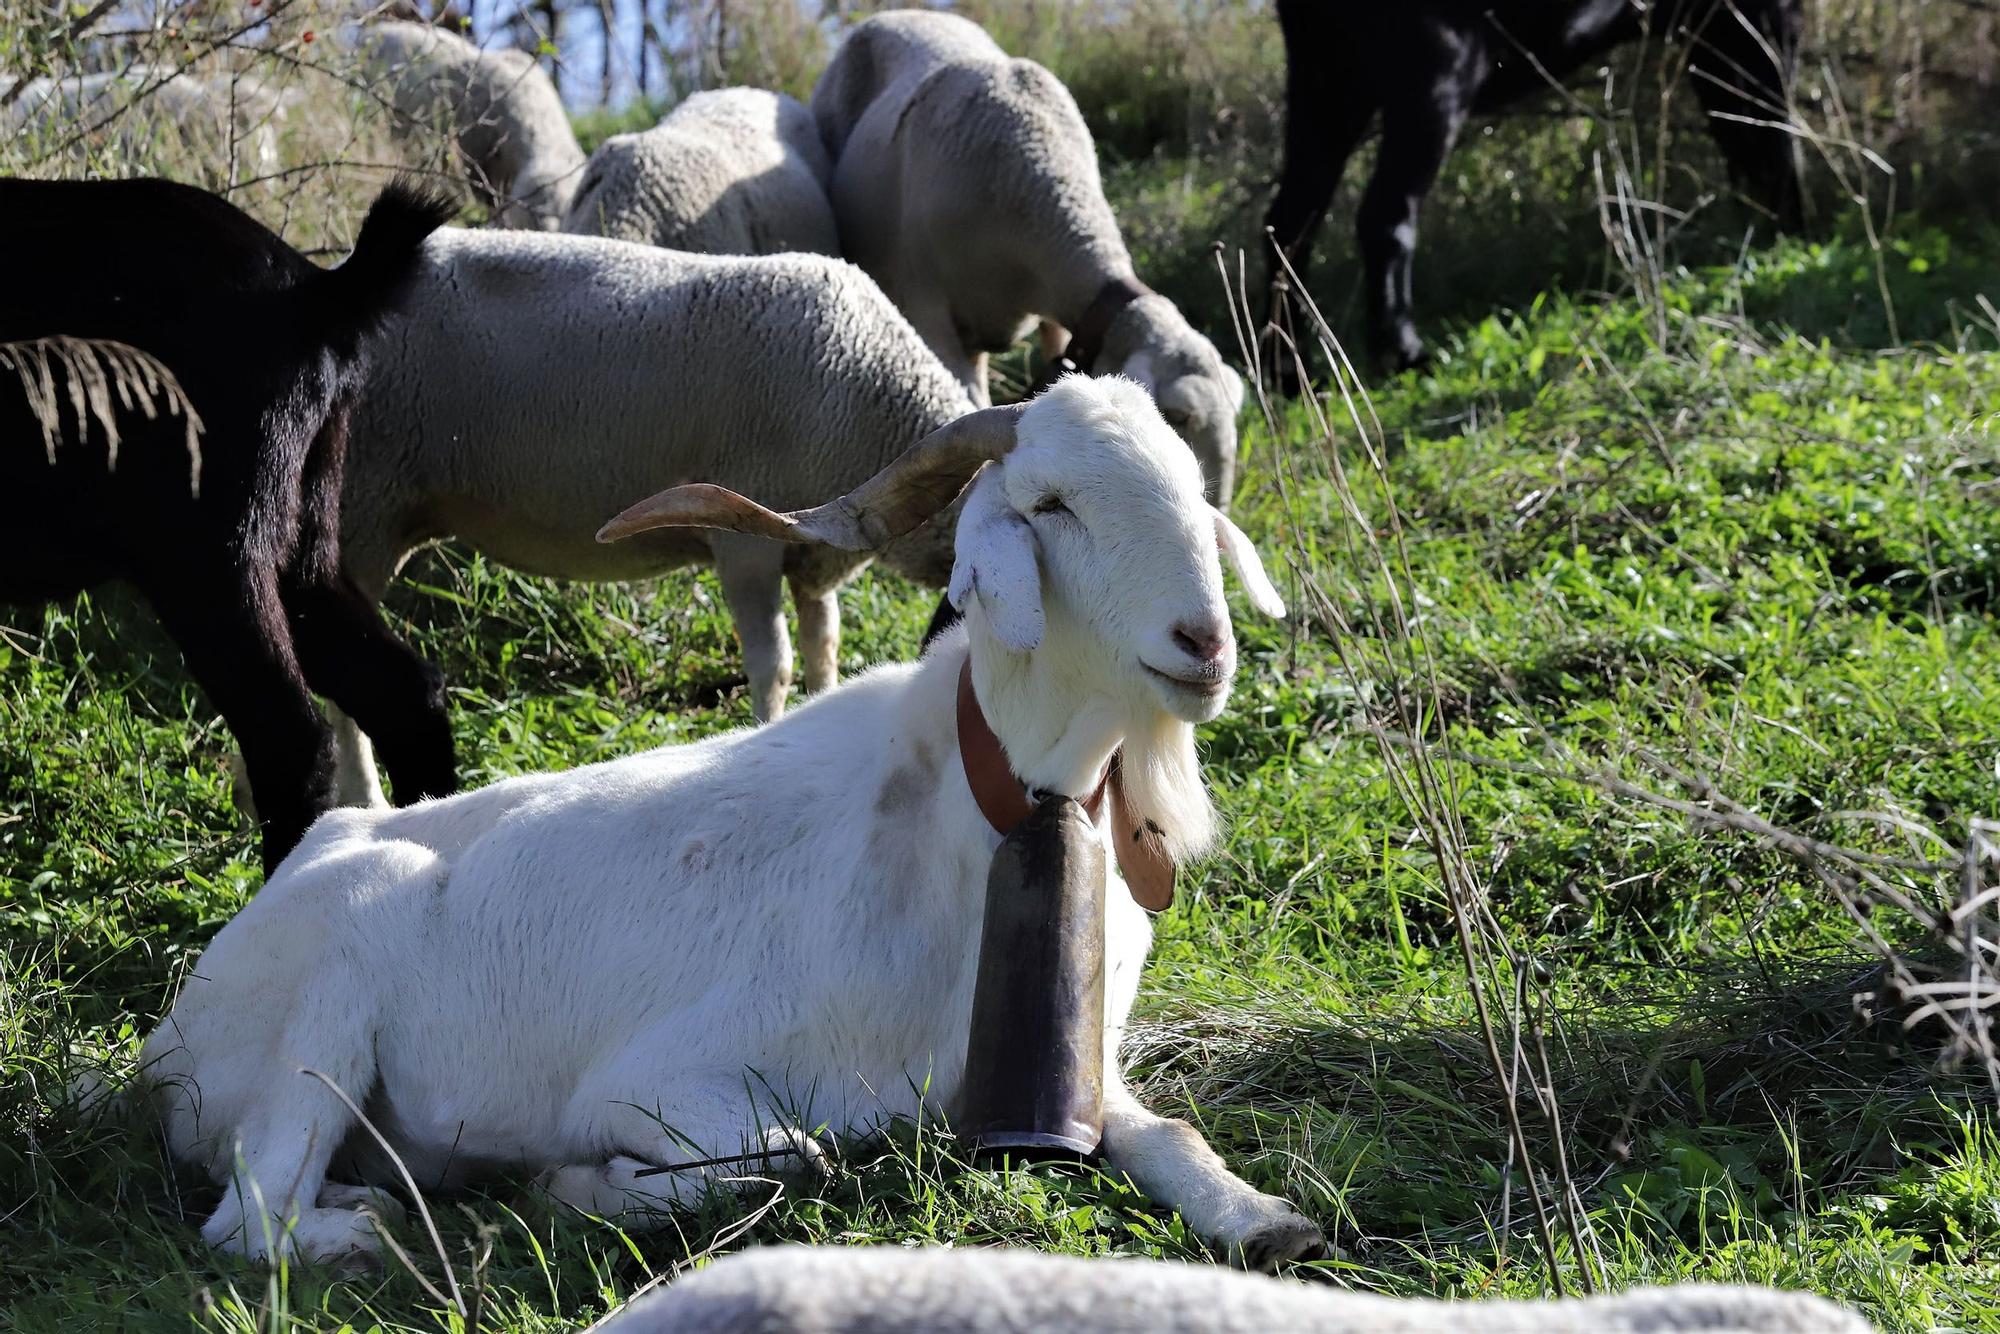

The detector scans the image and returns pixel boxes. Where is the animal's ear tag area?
[1213,507,1285,619]
[950,479,1045,652]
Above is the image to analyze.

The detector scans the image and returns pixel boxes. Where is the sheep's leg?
[789,577,841,696]
[1099,1081,1324,1272]
[148,561,333,873]
[285,575,456,808]
[711,534,793,722]
[1356,44,1477,372]
[969,351,991,409]
[329,709,389,809]
[1037,319,1068,365]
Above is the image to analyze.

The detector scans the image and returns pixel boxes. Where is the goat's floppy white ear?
[1213,507,1285,618]
[949,476,1044,652]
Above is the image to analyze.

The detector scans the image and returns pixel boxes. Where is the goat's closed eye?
[1033,494,1070,516]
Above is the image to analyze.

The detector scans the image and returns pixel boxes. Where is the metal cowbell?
[956,794,1107,1158]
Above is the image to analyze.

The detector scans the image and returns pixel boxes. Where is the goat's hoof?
[316,1182,408,1230]
[1231,1210,1328,1272]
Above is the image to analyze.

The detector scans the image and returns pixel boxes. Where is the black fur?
[1263,0,1805,373]
[0,178,459,872]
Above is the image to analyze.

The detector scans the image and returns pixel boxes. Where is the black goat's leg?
[1688,0,1805,231]
[1262,40,1376,391]
[285,574,457,808]
[151,561,335,873]
[1357,59,1476,372]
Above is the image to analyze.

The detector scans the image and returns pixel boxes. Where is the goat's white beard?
[1121,707,1215,865]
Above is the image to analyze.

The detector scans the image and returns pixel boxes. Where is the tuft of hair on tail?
[311,177,457,352]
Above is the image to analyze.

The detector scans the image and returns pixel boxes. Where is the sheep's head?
[596,375,1282,728]
[1102,296,1244,512]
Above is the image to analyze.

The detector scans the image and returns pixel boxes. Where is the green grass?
[8,225,2000,1330]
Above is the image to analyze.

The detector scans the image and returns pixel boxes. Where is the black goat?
[1263,0,1805,372]
[0,179,458,872]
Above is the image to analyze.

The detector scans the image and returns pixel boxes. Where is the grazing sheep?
[322,225,973,809]
[563,87,840,257]
[1263,0,1804,372]
[135,375,1312,1271]
[360,21,585,229]
[3,65,290,179]
[0,178,457,872]
[812,9,1242,509]
[600,1246,1879,1333]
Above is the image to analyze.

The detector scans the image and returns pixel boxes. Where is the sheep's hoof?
[1230,1210,1328,1272]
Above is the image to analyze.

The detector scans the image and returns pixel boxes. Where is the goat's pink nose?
[1172,621,1230,664]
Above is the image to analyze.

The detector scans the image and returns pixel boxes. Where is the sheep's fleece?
[811,9,1242,508]
[331,226,971,752]
[563,87,839,257]
[359,21,584,229]
[3,66,288,176]
[598,1247,1877,1334]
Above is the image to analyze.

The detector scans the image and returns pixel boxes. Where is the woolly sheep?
[813,9,1242,508]
[562,87,840,257]
[3,65,289,178]
[133,375,1311,1270]
[318,226,974,804]
[600,1247,1878,1334]
[360,21,585,229]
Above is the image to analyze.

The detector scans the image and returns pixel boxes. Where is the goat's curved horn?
[597,404,1025,550]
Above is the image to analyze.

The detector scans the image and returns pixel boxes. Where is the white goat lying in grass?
[600,1247,1877,1333]
[137,376,1315,1269]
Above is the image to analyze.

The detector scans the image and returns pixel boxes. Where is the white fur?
[562,87,839,257]
[137,376,1304,1268]
[601,1247,1879,1334]
[812,10,1244,508]
[4,65,289,177]
[360,22,585,229]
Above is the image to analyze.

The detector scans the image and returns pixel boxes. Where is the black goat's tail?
[309,180,456,351]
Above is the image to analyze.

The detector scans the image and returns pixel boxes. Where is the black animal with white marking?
[1264,0,1804,372]
[0,178,458,870]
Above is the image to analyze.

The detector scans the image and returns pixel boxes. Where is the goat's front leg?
[711,534,793,723]
[1099,1082,1324,1271]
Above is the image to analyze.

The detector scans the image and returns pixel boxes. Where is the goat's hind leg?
[147,559,334,872]
[285,573,456,807]
[542,1076,829,1225]
[1099,1080,1324,1272]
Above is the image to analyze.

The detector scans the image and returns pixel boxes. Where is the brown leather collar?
[957,659,1175,912]
[1039,275,1154,388]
